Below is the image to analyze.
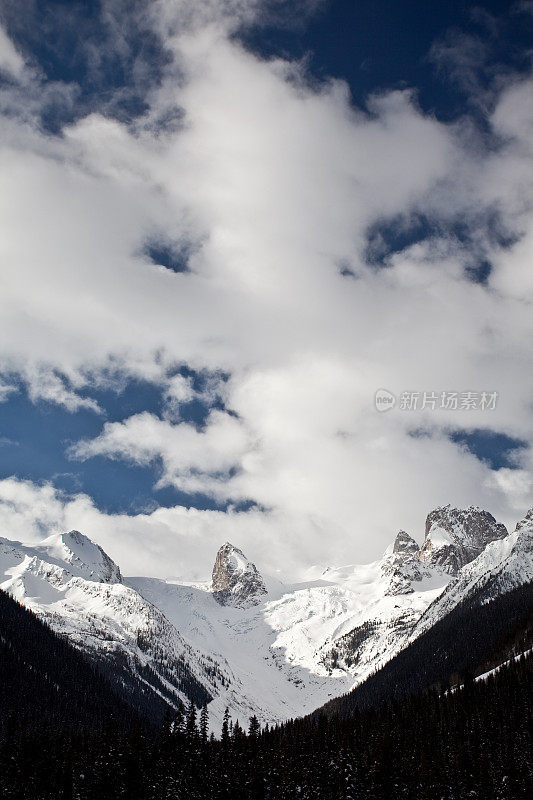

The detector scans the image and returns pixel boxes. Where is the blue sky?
[0,0,532,577]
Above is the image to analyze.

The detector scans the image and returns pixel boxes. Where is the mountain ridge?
[0,503,531,729]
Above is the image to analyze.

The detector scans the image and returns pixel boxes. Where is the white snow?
[425,526,454,548]
[475,648,532,682]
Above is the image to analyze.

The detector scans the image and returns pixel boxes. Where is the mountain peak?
[212,542,267,607]
[392,530,420,555]
[419,506,508,575]
[515,508,533,533]
[381,531,429,595]
[52,530,122,583]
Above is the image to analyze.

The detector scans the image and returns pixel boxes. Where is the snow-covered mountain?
[0,531,224,720]
[0,505,531,730]
[412,507,533,640]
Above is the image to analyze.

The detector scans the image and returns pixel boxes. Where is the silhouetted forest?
[1,587,531,799]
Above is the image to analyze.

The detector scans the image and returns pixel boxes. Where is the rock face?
[515,508,533,535]
[411,508,533,641]
[381,531,429,595]
[392,530,420,555]
[212,542,267,607]
[511,509,533,562]
[419,506,508,575]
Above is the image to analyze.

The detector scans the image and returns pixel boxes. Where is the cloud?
[23,366,102,413]
[0,24,25,78]
[0,379,17,403]
[1,2,533,574]
[0,476,328,580]
[70,410,250,496]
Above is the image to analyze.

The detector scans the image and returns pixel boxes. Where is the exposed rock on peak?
[515,508,533,533]
[419,505,508,575]
[392,530,420,555]
[382,532,430,596]
[212,542,267,607]
[512,510,533,559]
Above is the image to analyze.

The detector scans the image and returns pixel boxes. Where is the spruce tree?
[221,707,231,745]
[186,700,198,740]
[200,704,209,745]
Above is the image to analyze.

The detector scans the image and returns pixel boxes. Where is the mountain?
[211,542,267,606]
[317,579,533,719]
[0,505,531,730]
[419,505,508,574]
[0,532,220,723]
[413,507,533,638]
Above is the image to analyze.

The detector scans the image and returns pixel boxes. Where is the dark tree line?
[0,586,532,799]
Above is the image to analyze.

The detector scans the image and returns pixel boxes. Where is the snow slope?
[411,508,533,641]
[0,532,226,723]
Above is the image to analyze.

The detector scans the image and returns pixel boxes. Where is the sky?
[0,0,533,580]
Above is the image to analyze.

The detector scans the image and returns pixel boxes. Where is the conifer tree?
[200,704,209,745]
[174,698,186,735]
[221,707,231,745]
[186,699,198,740]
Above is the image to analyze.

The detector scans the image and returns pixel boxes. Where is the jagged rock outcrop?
[419,505,508,575]
[392,531,420,555]
[382,531,430,595]
[510,509,533,564]
[212,542,267,607]
[515,508,533,535]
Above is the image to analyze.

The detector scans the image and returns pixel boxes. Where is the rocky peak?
[515,508,533,533]
[419,506,508,575]
[381,531,429,595]
[392,530,420,555]
[212,543,267,607]
[512,509,533,559]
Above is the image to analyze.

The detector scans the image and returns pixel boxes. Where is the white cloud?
[0,25,25,78]
[71,409,250,495]
[0,3,533,575]
[0,477,328,580]
[0,379,16,403]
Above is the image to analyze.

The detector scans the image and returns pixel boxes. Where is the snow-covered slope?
[126,574,354,727]
[301,531,449,681]
[411,508,533,640]
[1,505,531,731]
[0,532,226,722]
